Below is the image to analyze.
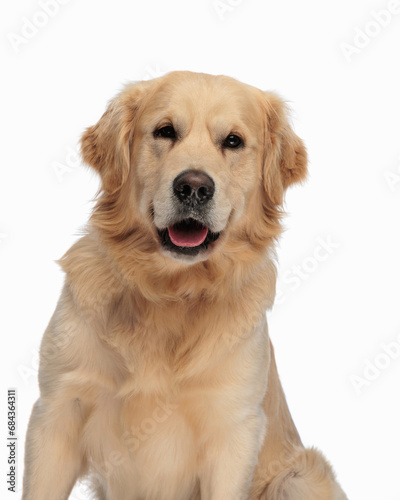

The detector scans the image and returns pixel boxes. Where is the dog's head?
[81,71,307,266]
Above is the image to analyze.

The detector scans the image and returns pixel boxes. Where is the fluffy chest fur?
[81,324,269,500]
[53,233,271,499]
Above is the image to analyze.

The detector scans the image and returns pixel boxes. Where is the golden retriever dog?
[23,71,347,500]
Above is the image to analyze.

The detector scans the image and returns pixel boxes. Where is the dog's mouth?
[157,218,221,257]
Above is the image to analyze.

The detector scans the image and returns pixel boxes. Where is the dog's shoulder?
[58,229,124,310]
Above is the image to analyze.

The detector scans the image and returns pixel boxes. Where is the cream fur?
[22,71,347,500]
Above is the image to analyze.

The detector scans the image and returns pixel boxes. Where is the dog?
[22,71,347,499]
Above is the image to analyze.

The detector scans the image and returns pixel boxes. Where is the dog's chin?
[156,218,222,264]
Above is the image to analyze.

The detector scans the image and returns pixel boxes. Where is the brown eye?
[154,125,176,139]
[223,134,243,149]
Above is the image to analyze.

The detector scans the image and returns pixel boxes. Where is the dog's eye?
[223,134,243,149]
[154,125,176,139]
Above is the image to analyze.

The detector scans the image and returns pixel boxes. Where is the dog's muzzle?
[156,170,221,258]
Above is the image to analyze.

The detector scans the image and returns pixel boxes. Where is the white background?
[1,0,400,499]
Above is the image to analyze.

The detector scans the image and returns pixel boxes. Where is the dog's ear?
[262,92,308,205]
[81,82,148,194]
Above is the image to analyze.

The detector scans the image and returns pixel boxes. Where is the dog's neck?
[60,224,277,313]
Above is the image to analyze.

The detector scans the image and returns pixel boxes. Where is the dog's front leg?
[199,412,266,500]
[22,396,85,500]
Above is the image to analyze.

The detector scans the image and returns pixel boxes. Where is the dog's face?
[81,71,307,265]
[133,73,268,263]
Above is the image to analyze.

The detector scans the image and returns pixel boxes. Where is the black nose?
[173,170,215,206]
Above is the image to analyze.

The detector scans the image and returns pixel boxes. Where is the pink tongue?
[168,224,208,247]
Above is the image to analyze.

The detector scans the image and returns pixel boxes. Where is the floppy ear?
[80,82,147,194]
[262,92,308,205]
